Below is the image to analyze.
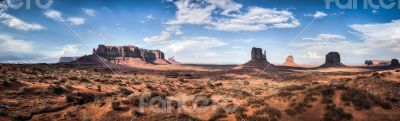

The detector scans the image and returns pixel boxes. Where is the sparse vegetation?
[48,84,66,95]
[0,61,399,121]
[0,109,7,116]
[177,113,201,121]
[323,106,352,121]
[112,101,122,110]
[131,109,144,117]
[341,88,392,110]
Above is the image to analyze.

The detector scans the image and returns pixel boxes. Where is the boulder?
[319,52,346,68]
[283,55,297,66]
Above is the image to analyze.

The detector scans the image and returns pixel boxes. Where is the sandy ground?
[0,63,399,121]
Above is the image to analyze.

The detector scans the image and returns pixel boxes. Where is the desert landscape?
[0,45,399,121]
[1,0,400,121]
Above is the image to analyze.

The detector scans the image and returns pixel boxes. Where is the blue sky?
[0,0,399,64]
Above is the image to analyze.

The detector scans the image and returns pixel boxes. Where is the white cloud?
[302,34,345,41]
[307,51,323,59]
[44,10,62,21]
[208,7,299,31]
[145,15,155,20]
[67,17,85,25]
[372,10,378,14]
[44,10,85,26]
[166,0,214,25]
[145,0,300,43]
[294,19,400,62]
[143,25,181,44]
[167,0,299,32]
[43,45,81,58]
[296,34,370,56]
[349,20,400,49]
[0,34,33,53]
[144,31,172,44]
[162,36,227,53]
[83,8,95,16]
[0,13,44,31]
[306,11,327,19]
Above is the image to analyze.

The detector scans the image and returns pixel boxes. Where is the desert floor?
[0,63,399,121]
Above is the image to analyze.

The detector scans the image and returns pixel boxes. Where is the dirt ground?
[0,63,399,121]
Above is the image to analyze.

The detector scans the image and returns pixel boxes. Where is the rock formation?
[283,55,297,66]
[365,60,390,66]
[58,57,79,63]
[251,47,266,60]
[234,47,275,70]
[389,59,400,67]
[75,44,170,66]
[167,56,180,64]
[319,52,346,68]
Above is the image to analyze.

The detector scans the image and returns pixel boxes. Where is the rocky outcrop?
[58,57,79,63]
[167,56,180,64]
[390,59,400,67]
[319,52,346,68]
[251,47,266,60]
[235,47,275,70]
[76,44,170,65]
[283,55,297,66]
[365,60,391,66]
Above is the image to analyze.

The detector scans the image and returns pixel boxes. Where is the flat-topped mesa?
[319,52,346,68]
[77,44,170,65]
[94,44,165,62]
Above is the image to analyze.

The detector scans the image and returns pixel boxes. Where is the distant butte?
[283,55,298,67]
[234,47,275,70]
[319,52,346,68]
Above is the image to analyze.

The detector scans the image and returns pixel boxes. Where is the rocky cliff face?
[94,45,166,63]
[319,52,346,68]
[251,47,267,60]
[76,44,170,65]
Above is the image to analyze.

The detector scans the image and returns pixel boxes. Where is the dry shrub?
[248,107,281,121]
[65,92,96,105]
[279,85,306,91]
[111,101,121,110]
[323,106,352,121]
[48,84,67,95]
[194,96,213,107]
[209,107,228,121]
[118,86,133,96]
[177,113,201,121]
[127,92,168,106]
[341,88,392,110]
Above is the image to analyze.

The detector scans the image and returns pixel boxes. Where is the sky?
[0,0,399,64]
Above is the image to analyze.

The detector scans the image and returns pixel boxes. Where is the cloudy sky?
[0,0,399,64]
